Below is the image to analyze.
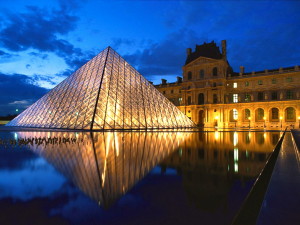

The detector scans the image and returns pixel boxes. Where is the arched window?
[198,93,204,105]
[199,70,204,79]
[213,67,218,76]
[244,109,251,121]
[285,107,295,121]
[230,109,238,122]
[188,71,192,80]
[256,108,264,121]
[270,108,279,121]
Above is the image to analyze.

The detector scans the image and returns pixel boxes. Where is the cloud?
[28,52,48,60]
[0,73,48,116]
[0,3,94,70]
[0,49,18,61]
[8,100,31,105]
[122,28,200,82]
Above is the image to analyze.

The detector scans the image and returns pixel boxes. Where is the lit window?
[233,82,237,88]
[286,77,293,82]
[258,80,263,85]
[245,81,249,87]
[233,94,238,103]
[257,108,264,121]
[233,109,238,120]
[272,78,277,84]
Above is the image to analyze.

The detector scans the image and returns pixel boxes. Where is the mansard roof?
[185,41,223,65]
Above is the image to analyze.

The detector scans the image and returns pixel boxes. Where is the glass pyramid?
[7,47,195,130]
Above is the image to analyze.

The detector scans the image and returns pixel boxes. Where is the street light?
[248,116,251,129]
[280,116,283,129]
[263,116,266,129]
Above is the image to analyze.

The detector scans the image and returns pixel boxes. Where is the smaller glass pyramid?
[6,47,195,130]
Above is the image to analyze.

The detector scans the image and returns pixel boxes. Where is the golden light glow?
[248,117,251,120]
[6,47,195,130]
[263,117,266,120]
[215,116,219,120]
[280,116,283,120]
[214,131,219,140]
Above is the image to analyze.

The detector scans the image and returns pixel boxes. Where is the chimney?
[221,40,227,60]
[239,66,244,75]
[186,48,192,56]
[161,79,167,85]
[176,76,182,83]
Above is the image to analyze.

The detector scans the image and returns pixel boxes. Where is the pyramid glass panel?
[6,47,195,130]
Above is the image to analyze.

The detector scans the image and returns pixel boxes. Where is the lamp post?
[280,116,283,129]
[248,117,251,129]
[263,117,266,129]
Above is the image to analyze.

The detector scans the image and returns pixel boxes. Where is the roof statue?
[6,47,195,130]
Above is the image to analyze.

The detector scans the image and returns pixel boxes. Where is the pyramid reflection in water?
[7,47,194,130]
[18,131,187,208]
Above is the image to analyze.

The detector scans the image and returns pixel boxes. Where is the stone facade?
[155,40,300,129]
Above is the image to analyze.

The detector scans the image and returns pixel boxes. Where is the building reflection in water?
[17,131,188,208]
[160,131,280,212]
[17,131,279,213]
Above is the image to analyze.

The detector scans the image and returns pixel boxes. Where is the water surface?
[0,131,279,225]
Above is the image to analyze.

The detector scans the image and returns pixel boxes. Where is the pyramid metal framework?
[7,47,195,130]
[18,131,188,207]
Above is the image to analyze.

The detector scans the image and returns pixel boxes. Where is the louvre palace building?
[155,40,300,129]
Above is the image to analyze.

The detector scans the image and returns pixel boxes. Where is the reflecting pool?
[0,131,280,225]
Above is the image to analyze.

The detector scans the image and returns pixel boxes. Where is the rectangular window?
[272,78,277,84]
[258,92,264,101]
[171,90,174,94]
[233,109,238,120]
[286,77,293,82]
[213,94,218,104]
[187,96,192,105]
[233,82,237,88]
[286,90,293,99]
[233,94,238,103]
[258,80,263,85]
[245,81,249,87]
[271,92,277,100]
[245,93,251,102]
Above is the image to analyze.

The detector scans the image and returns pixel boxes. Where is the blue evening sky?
[0,0,299,115]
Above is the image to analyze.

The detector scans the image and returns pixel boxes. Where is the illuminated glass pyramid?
[7,47,195,130]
